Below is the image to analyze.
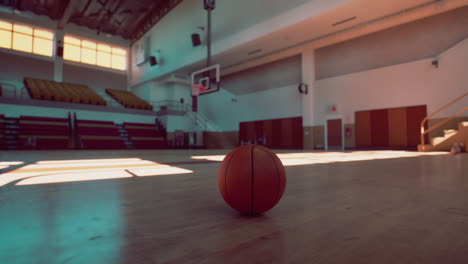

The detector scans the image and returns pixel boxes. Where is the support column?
[53,29,64,82]
[301,49,318,149]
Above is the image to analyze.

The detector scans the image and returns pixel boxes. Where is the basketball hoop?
[191,64,221,96]
[191,84,207,96]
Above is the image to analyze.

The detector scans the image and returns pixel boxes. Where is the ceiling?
[0,0,183,40]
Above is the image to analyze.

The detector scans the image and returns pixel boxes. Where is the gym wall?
[308,38,468,149]
[63,64,127,93]
[221,55,301,95]
[315,5,468,80]
[314,37,468,126]
[299,6,468,149]
[198,54,302,132]
[129,0,346,86]
[0,52,53,94]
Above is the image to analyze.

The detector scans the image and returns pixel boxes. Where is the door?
[370,109,389,147]
[406,105,427,147]
[327,119,342,150]
[355,111,372,147]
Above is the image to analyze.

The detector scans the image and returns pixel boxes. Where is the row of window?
[0,20,127,71]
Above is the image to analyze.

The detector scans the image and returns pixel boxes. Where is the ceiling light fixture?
[332,16,357,27]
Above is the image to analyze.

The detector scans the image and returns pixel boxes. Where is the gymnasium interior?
[0,0,468,263]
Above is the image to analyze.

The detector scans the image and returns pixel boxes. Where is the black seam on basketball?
[268,150,281,204]
[250,145,254,215]
[224,150,238,203]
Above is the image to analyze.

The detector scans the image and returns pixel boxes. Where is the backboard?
[191,64,220,96]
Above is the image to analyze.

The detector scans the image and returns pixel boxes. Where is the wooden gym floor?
[0,149,467,264]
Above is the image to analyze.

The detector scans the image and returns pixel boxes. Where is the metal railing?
[420,92,468,146]
[0,82,18,98]
[150,100,220,131]
[151,100,190,112]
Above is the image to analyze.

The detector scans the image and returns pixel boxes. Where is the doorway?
[326,118,343,150]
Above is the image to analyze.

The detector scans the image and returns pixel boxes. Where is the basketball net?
[191,84,207,96]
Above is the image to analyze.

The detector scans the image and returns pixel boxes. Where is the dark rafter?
[0,0,184,40]
[96,0,123,35]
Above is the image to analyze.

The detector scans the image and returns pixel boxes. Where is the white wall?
[0,104,156,124]
[221,55,301,95]
[315,6,468,79]
[313,38,468,126]
[132,81,153,102]
[199,84,302,131]
[0,52,54,95]
[166,115,192,133]
[129,0,349,86]
[133,81,192,104]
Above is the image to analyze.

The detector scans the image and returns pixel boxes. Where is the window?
[64,35,127,71]
[0,20,53,57]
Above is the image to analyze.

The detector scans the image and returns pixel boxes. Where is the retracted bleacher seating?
[18,116,70,149]
[105,89,153,110]
[0,115,5,149]
[124,122,166,149]
[77,119,126,149]
[24,78,106,105]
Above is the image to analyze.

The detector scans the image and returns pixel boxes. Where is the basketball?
[218,145,286,215]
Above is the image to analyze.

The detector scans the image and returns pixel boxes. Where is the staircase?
[98,91,124,108]
[4,117,19,150]
[421,122,468,151]
[116,124,133,149]
[418,92,468,152]
[185,110,219,132]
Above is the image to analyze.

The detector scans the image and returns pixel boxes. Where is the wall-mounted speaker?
[191,33,201,47]
[56,46,63,57]
[298,83,308,94]
[149,56,157,66]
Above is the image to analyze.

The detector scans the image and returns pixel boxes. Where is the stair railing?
[0,82,17,98]
[420,92,468,146]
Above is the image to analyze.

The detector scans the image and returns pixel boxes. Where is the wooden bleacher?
[18,116,70,149]
[124,122,166,149]
[24,78,106,105]
[105,89,153,110]
[0,115,5,149]
[76,119,126,149]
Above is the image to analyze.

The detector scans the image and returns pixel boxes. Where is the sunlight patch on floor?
[0,158,192,187]
[191,151,448,166]
[36,158,143,164]
[16,170,132,185]
[129,165,193,177]
[0,161,24,166]
[0,161,24,170]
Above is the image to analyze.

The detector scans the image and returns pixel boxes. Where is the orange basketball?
[218,145,286,214]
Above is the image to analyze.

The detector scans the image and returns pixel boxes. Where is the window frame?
[64,34,127,71]
[0,19,54,57]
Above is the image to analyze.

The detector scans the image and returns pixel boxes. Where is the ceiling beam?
[96,0,124,35]
[58,0,79,29]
